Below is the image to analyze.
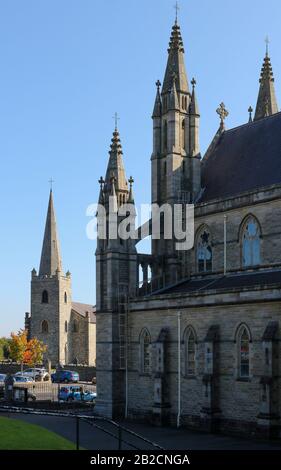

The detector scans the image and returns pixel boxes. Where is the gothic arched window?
[140,329,151,374]
[184,327,196,376]
[237,325,251,378]
[64,292,67,304]
[42,290,49,304]
[65,321,68,333]
[241,216,261,267]
[197,228,212,273]
[181,119,186,149]
[41,320,49,334]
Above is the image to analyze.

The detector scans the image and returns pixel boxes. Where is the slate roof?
[162,269,281,295]
[71,302,96,323]
[200,112,281,203]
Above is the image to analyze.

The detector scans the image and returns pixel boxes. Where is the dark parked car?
[51,370,79,383]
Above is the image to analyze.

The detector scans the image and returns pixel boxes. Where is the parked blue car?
[51,370,79,383]
[58,386,96,403]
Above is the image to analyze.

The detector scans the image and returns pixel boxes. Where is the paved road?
[2,413,281,450]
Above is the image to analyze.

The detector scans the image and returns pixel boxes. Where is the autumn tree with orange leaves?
[10,330,47,371]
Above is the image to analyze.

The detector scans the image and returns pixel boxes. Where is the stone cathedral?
[95,17,281,439]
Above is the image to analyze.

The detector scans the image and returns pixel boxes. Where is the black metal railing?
[0,406,164,451]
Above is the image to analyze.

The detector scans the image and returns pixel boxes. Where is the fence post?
[118,426,122,450]
[76,416,80,450]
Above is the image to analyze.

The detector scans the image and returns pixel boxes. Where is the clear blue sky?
[1,0,281,336]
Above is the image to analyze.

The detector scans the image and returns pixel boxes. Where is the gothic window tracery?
[197,228,212,272]
[140,329,151,374]
[237,325,251,378]
[241,216,261,267]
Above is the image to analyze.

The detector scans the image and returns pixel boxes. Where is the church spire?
[39,190,63,277]
[104,126,128,194]
[254,41,279,121]
[162,20,189,95]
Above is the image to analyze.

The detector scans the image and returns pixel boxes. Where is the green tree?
[0,338,11,361]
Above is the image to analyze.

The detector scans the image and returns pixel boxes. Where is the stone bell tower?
[95,125,137,418]
[30,190,72,366]
[151,19,201,284]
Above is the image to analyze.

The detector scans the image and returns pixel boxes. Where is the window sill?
[139,373,151,378]
[236,377,251,383]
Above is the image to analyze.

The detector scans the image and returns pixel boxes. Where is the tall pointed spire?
[101,125,130,211]
[162,20,189,95]
[104,127,128,193]
[254,42,278,121]
[39,190,63,277]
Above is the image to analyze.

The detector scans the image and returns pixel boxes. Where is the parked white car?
[13,375,35,383]
[15,368,50,382]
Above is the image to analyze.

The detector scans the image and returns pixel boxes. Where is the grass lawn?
[0,416,76,450]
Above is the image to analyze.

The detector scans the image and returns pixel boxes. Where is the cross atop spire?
[265,35,270,57]
[112,112,120,130]
[48,178,54,191]
[174,1,180,24]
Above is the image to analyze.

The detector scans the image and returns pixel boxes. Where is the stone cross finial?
[191,78,196,89]
[128,176,134,188]
[112,112,120,130]
[248,106,253,122]
[49,178,54,190]
[98,176,105,189]
[156,80,161,91]
[216,102,229,126]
